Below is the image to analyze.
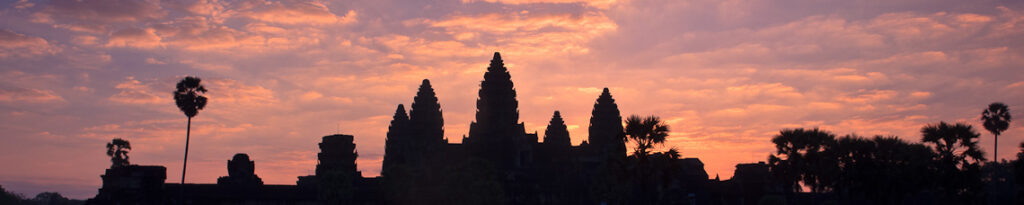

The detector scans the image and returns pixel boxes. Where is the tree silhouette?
[922,122,986,167]
[869,136,936,203]
[623,115,670,205]
[920,122,985,203]
[767,128,837,193]
[830,135,873,197]
[1,184,25,204]
[173,76,207,188]
[1016,142,1024,186]
[589,157,630,205]
[106,138,131,168]
[828,135,936,203]
[645,148,686,204]
[981,102,1011,161]
[32,192,74,205]
[624,115,669,159]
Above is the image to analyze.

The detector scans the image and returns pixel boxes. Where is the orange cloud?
[233,0,356,25]
[31,0,166,27]
[0,30,59,59]
[411,11,617,56]
[109,77,166,104]
[204,79,278,108]
[462,0,617,9]
[106,28,163,49]
[0,88,64,103]
[3,0,1024,198]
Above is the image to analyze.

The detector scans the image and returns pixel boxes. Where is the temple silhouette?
[85,52,779,205]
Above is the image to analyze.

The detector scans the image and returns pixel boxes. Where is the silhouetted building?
[587,87,627,161]
[465,52,532,172]
[544,111,571,148]
[409,79,445,153]
[710,161,789,205]
[217,153,263,188]
[381,104,410,177]
[316,134,359,177]
[88,135,369,204]
[87,165,166,204]
[88,52,724,205]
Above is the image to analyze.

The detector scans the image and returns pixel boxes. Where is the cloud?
[13,0,34,9]
[31,0,165,26]
[407,11,617,57]
[0,30,59,59]
[2,0,1024,198]
[106,28,164,49]
[0,88,64,103]
[109,77,166,105]
[463,0,617,9]
[233,0,357,25]
[204,78,278,107]
[426,12,615,34]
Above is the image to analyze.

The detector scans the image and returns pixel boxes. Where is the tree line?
[767,102,1019,204]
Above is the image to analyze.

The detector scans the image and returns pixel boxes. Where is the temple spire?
[382,104,409,177]
[544,111,571,147]
[468,52,523,138]
[409,79,444,146]
[392,104,409,122]
[588,87,626,159]
[467,52,527,170]
[489,52,503,71]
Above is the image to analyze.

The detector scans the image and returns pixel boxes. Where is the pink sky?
[1,0,1023,199]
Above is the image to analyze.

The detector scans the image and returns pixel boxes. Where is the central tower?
[466,52,529,170]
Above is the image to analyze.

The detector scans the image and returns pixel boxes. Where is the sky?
[1,0,1023,199]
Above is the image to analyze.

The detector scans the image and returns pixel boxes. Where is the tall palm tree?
[624,115,669,160]
[106,138,131,168]
[981,102,1011,161]
[174,76,207,187]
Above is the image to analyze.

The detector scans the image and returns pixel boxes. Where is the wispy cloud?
[0,0,1022,200]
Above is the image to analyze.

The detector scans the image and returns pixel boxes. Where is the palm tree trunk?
[180,117,191,204]
[994,133,998,162]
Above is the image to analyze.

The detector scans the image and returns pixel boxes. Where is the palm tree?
[174,76,207,187]
[624,115,669,160]
[981,102,1011,161]
[106,138,131,168]
[624,115,669,205]
[921,122,986,167]
[767,128,837,193]
[920,122,986,203]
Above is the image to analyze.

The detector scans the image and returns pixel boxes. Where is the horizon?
[2,0,1024,200]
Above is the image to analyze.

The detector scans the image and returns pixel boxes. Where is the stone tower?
[588,88,626,159]
[381,104,409,177]
[317,134,359,177]
[217,153,263,187]
[541,110,572,165]
[543,111,571,148]
[466,52,529,170]
[316,134,359,204]
[409,79,445,153]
